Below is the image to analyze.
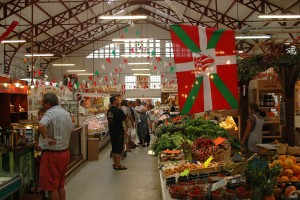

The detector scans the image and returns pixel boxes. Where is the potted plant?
[244,156,282,199]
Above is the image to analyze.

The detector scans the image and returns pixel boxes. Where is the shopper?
[241,103,265,157]
[120,100,134,153]
[128,101,139,146]
[78,100,88,116]
[135,99,150,147]
[38,92,74,200]
[107,96,127,170]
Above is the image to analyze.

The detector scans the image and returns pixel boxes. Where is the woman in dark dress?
[137,111,151,147]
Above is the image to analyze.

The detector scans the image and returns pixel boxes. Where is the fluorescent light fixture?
[121,54,149,57]
[52,63,75,67]
[128,62,151,65]
[131,69,150,71]
[100,15,147,20]
[133,73,151,76]
[1,40,26,43]
[77,73,93,76]
[67,70,86,72]
[238,50,244,53]
[112,38,150,42]
[258,15,300,19]
[25,53,54,57]
[235,35,271,39]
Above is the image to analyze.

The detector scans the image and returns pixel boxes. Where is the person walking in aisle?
[135,99,150,147]
[241,103,265,157]
[38,92,74,200]
[107,96,127,170]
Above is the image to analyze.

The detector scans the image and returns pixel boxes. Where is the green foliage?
[245,157,282,198]
[171,132,185,147]
[237,55,271,81]
[151,133,176,154]
[237,44,300,81]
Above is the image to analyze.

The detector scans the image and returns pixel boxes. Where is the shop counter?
[0,143,34,196]
[66,127,85,178]
[159,170,172,200]
[0,171,22,200]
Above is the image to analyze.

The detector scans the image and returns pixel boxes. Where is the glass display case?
[0,171,22,199]
[60,99,78,116]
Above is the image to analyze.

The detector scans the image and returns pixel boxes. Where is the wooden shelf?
[262,136,281,139]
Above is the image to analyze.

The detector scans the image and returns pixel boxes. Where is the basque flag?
[170,25,238,114]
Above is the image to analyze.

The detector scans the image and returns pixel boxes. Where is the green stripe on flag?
[181,77,203,114]
[207,29,225,49]
[170,25,201,53]
[212,73,238,108]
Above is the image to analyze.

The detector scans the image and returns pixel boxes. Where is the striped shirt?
[39,105,74,150]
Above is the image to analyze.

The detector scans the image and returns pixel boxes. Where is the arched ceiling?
[1,0,300,75]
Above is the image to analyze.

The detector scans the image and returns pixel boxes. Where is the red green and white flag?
[170,25,238,114]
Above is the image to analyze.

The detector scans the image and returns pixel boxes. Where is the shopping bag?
[131,128,137,138]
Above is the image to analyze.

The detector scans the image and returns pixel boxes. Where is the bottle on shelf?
[264,95,268,107]
[259,94,264,106]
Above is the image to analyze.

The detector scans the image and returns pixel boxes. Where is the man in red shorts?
[38,92,74,200]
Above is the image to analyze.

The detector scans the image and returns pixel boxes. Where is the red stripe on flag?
[215,30,236,56]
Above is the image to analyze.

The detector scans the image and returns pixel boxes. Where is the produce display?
[152,117,241,156]
[191,137,231,162]
[160,150,185,162]
[162,162,219,177]
[164,171,249,200]
[219,116,238,130]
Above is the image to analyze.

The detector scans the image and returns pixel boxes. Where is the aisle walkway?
[65,144,161,200]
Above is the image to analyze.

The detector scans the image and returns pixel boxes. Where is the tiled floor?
[65,144,162,200]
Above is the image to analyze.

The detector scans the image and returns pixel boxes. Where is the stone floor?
[65,144,162,200]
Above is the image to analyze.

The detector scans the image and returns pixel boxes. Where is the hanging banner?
[170,24,238,114]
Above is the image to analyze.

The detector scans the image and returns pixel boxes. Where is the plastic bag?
[131,128,137,138]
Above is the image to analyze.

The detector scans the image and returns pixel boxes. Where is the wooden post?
[239,79,250,141]
[282,64,299,145]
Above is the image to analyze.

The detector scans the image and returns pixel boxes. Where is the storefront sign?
[258,80,281,90]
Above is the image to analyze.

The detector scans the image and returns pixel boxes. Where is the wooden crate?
[287,146,300,156]
[214,147,231,162]
[276,143,288,155]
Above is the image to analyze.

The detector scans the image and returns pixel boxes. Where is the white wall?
[47,23,177,99]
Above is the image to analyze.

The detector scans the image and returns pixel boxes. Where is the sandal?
[113,166,127,170]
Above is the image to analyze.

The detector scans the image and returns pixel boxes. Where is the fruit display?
[162,162,219,178]
[191,137,230,162]
[159,150,185,162]
[245,157,281,200]
[271,155,300,181]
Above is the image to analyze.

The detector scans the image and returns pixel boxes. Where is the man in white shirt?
[38,92,74,200]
